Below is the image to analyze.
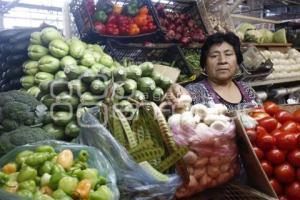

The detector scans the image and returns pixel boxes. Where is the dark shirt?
[185,79,261,110]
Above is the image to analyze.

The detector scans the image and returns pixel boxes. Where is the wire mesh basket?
[196,0,235,34]
[104,40,194,75]
[70,0,163,44]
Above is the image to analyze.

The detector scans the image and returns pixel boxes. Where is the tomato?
[258,117,278,133]
[256,133,276,151]
[274,163,295,184]
[253,146,264,160]
[256,125,269,136]
[266,149,285,165]
[286,182,300,200]
[264,101,281,115]
[271,129,285,138]
[293,108,300,123]
[269,178,283,195]
[287,149,300,167]
[280,121,299,134]
[297,169,300,182]
[277,133,298,151]
[260,160,273,178]
[278,195,289,200]
[246,128,256,143]
[276,110,294,124]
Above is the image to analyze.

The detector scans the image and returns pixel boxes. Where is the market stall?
[0,0,300,199]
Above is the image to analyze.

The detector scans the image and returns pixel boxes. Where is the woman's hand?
[159,84,192,113]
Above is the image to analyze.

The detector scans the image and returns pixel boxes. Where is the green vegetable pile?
[0,145,113,200]
[236,23,287,44]
[20,27,173,140]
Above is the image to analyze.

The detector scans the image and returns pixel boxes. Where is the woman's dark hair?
[200,32,243,69]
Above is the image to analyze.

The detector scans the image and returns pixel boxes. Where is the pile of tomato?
[246,102,300,200]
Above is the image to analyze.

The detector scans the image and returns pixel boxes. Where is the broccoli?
[0,90,47,131]
[0,126,55,156]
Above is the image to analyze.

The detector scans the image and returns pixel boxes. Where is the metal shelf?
[250,76,300,87]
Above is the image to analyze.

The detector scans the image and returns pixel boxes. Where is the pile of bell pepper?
[92,0,157,36]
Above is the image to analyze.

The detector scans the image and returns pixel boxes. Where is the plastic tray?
[70,0,163,44]
[105,40,193,75]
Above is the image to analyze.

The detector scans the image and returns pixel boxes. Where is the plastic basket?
[105,39,193,75]
[151,0,206,46]
[70,0,163,44]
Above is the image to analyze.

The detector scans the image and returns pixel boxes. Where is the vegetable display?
[168,103,239,198]
[261,49,300,80]
[154,3,206,46]
[243,102,300,199]
[0,144,116,200]
[19,27,173,141]
[92,0,157,36]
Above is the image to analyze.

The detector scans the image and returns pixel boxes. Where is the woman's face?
[205,42,238,83]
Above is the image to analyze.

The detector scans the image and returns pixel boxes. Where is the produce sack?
[77,109,182,200]
[0,140,119,200]
[168,104,240,198]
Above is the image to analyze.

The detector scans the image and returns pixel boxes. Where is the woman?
[164,32,261,110]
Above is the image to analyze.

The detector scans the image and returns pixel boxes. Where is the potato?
[193,168,206,180]
[220,163,230,172]
[194,157,209,167]
[183,151,198,165]
[207,165,220,178]
[209,156,223,166]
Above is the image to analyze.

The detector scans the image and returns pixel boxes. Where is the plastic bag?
[172,120,239,198]
[0,140,119,200]
[76,109,182,200]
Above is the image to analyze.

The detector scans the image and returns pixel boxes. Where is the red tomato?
[278,195,289,200]
[266,149,285,165]
[253,146,264,160]
[274,163,295,184]
[297,169,300,182]
[260,160,273,178]
[256,133,276,151]
[288,149,300,167]
[277,133,298,151]
[256,125,269,136]
[258,117,278,133]
[293,108,300,123]
[246,128,257,143]
[264,101,281,115]
[269,178,283,195]
[280,121,299,134]
[276,110,294,124]
[272,129,285,138]
[250,111,270,121]
[286,182,300,200]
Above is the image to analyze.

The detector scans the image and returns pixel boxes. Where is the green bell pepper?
[96,1,113,14]
[33,193,55,200]
[78,150,89,162]
[93,10,108,23]
[52,189,67,199]
[49,172,66,190]
[19,179,36,193]
[79,168,98,189]
[25,152,56,166]
[67,166,82,178]
[126,4,139,16]
[36,145,55,153]
[17,166,37,182]
[39,161,55,175]
[51,164,65,175]
[58,176,78,195]
[28,45,49,61]
[38,55,60,73]
[74,161,89,170]
[16,150,34,166]
[49,39,69,58]
[40,173,51,186]
[89,185,113,200]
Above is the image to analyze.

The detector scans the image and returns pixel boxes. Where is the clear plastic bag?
[76,109,182,200]
[172,120,239,198]
[0,140,119,200]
